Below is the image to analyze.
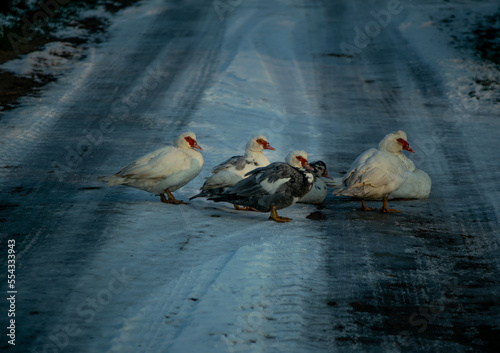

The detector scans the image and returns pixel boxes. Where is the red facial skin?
[296,155,314,170]
[185,136,203,151]
[256,138,276,151]
[321,168,333,179]
[397,138,415,153]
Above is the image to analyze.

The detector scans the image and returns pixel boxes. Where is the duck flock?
[99,131,431,223]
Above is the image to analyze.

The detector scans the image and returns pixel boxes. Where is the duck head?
[286,150,314,170]
[176,132,203,151]
[378,130,415,154]
[247,135,275,152]
[310,160,333,179]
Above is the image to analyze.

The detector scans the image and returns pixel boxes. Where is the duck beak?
[322,169,333,179]
[398,138,415,153]
[193,142,203,151]
[303,161,314,171]
[264,142,276,151]
[404,145,415,153]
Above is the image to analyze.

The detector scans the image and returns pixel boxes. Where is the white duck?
[388,156,431,200]
[208,150,314,222]
[334,130,415,213]
[190,135,275,210]
[99,132,203,204]
[328,160,431,200]
[298,161,332,204]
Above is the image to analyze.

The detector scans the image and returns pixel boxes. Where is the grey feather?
[209,162,313,212]
[211,155,254,173]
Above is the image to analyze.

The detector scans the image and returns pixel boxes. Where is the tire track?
[0,1,226,351]
[307,0,500,351]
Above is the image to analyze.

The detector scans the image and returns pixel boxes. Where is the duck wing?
[337,149,407,197]
[210,155,251,174]
[115,146,192,181]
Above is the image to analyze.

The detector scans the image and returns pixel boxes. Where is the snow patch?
[399,4,500,116]
[1,42,85,81]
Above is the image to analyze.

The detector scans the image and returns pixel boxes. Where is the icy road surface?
[1,0,500,352]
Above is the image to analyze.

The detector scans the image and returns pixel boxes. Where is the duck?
[298,161,332,204]
[334,130,415,213]
[190,135,275,211]
[327,162,431,200]
[208,150,314,222]
[389,167,431,200]
[99,131,203,204]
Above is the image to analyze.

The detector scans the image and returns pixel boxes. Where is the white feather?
[100,132,203,195]
[260,177,291,194]
[298,177,327,204]
[389,168,431,199]
[335,131,413,200]
[201,136,272,190]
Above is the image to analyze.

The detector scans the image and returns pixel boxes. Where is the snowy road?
[1,0,499,352]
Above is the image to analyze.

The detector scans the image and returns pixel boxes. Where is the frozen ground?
[1,0,500,352]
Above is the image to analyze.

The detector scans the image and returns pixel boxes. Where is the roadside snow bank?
[1,41,85,81]
[399,3,500,116]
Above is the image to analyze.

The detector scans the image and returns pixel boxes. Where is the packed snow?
[1,0,499,352]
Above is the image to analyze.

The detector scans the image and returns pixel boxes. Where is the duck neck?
[298,168,315,184]
[247,149,265,160]
[395,152,416,171]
